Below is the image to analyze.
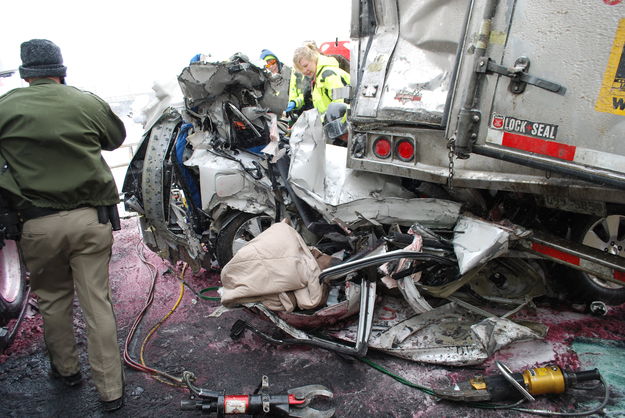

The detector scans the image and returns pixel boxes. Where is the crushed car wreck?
[2,1,625,417]
[123,43,624,370]
[121,53,464,272]
[117,0,625,414]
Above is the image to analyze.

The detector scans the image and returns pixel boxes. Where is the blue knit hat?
[19,39,67,79]
[260,49,279,63]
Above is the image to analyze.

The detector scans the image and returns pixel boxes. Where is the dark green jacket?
[0,78,125,210]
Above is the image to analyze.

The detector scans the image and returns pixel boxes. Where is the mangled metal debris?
[217,215,551,366]
[354,300,544,366]
[288,111,462,227]
[122,51,620,371]
[123,53,463,274]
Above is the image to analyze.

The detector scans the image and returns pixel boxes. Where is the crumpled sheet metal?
[260,68,290,116]
[292,194,462,228]
[184,148,275,215]
[332,298,543,366]
[177,55,265,107]
[288,109,327,196]
[453,216,510,275]
[177,53,286,117]
[288,110,461,227]
[289,110,414,205]
[380,234,433,314]
[471,316,544,357]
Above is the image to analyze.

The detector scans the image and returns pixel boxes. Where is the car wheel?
[569,211,625,305]
[216,213,274,268]
[0,240,28,324]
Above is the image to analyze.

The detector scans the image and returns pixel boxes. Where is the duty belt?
[18,205,90,222]
[19,206,62,221]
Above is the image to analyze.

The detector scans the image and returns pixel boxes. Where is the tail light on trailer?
[396,139,414,162]
[372,137,392,159]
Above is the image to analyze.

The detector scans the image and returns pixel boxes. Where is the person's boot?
[101,395,124,412]
[49,364,83,387]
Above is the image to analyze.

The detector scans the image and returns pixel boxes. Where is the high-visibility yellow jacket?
[312,55,350,114]
[288,72,312,111]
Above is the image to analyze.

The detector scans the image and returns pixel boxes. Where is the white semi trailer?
[346,0,625,303]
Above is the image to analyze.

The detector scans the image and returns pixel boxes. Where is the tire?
[568,211,625,305]
[0,240,28,325]
[215,213,274,268]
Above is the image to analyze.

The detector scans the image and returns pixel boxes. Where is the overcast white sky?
[0,0,352,98]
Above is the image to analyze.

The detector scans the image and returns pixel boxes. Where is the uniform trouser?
[19,207,123,402]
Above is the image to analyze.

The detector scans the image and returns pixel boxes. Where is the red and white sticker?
[490,114,559,140]
[487,114,625,172]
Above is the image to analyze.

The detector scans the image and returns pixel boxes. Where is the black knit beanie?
[19,39,67,79]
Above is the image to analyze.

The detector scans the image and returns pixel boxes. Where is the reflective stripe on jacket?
[312,55,350,114]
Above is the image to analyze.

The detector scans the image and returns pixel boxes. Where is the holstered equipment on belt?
[0,195,21,248]
[0,155,28,246]
[97,205,121,231]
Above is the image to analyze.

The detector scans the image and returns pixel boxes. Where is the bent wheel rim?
[581,214,625,290]
[231,216,273,256]
[0,241,22,303]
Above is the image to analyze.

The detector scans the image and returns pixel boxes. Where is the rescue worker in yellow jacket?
[287,71,313,115]
[293,44,350,115]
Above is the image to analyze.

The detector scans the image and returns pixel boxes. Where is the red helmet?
[319,40,350,61]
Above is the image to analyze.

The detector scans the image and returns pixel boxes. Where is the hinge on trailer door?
[476,56,567,95]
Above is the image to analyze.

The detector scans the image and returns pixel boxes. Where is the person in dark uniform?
[0,39,125,412]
